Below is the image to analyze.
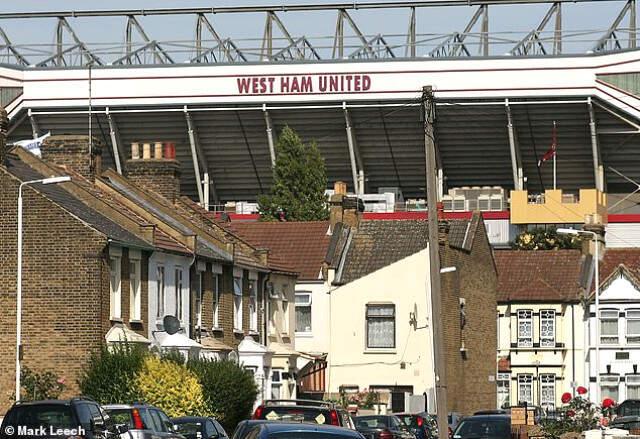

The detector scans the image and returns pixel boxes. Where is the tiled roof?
[230,221,331,280]
[494,249,584,302]
[334,217,474,285]
[5,156,152,249]
[596,248,640,292]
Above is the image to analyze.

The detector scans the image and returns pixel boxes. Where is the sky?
[0,0,632,61]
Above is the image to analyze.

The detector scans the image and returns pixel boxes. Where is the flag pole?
[553,120,557,190]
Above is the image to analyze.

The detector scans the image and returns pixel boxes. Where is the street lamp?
[16,176,71,402]
[557,227,600,403]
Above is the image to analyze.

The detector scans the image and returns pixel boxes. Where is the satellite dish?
[163,315,181,335]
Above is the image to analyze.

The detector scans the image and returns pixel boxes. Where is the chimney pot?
[154,142,163,159]
[142,143,151,159]
[131,142,140,160]
[334,181,347,195]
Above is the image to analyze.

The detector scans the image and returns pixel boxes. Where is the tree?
[513,227,580,250]
[258,126,329,221]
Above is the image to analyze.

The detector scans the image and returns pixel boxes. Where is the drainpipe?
[262,273,271,347]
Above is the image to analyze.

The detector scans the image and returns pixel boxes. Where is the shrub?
[187,358,258,432]
[136,356,210,418]
[78,343,146,404]
[21,367,66,400]
[513,228,580,251]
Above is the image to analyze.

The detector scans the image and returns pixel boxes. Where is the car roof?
[260,422,361,435]
[173,417,213,422]
[12,400,72,406]
[459,415,511,422]
[104,403,157,409]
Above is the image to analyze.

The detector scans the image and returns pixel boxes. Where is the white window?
[517,310,533,347]
[540,374,556,411]
[366,304,396,349]
[627,375,640,399]
[109,257,122,319]
[249,280,258,332]
[271,369,283,399]
[540,310,555,347]
[601,309,619,345]
[194,271,202,328]
[628,310,640,344]
[600,375,620,401]
[269,299,278,335]
[175,268,183,319]
[156,266,165,318]
[129,258,141,321]
[295,292,312,333]
[213,274,221,328]
[497,373,510,409]
[518,374,534,405]
[282,297,289,334]
[234,276,243,331]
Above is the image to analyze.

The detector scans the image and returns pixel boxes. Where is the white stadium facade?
[2,0,640,205]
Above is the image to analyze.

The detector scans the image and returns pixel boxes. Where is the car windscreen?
[258,407,333,425]
[355,417,389,429]
[454,419,510,439]
[5,405,76,430]
[106,409,134,428]
[398,416,419,428]
[174,422,203,438]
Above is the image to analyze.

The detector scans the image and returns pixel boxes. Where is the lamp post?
[16,176,71,402]
[557,228,600,403]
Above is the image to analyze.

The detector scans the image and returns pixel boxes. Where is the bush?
[513,227,580,250]
[187,358,258,432]
[78,343,146,404]
[21,367,66,400]
[137,356,211,418]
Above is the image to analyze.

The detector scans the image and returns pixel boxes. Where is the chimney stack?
[329,180,362,230]
[126,141,181,203]
[41,135,102,180]
[0,106,7,165]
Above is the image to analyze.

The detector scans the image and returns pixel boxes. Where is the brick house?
[323,189,498,415]
[0,114,296,411]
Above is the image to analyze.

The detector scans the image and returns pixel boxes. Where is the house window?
[175,268,183,320]
[540,374,556,411]
[213,274,221,328]
[156,266,165,318]
[129,258,141,321]
[233,276,242,331]
[366,304,396,349]
[295,292,312,333]
[249,280,258,332]
[271,369,283,399]
[282,297,289,334]
[601,309,619,344]
[627,375,640,399]
[600,375,620,401]
[497,373,510,409]
[194,271,202,329]
[109,257,122,319]
[540,310,555,347]
[627,310,640,344]
[269,299,278,335]
[518,374,534,405]
[517,310,533,348]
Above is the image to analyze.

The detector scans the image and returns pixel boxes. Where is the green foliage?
[136,356,211,418]
[258,126,329,221]
[78,343,146,404]
[21,367,66,401]
[160,349,186,366]
[187,358,258,432]
[513,227,580,250]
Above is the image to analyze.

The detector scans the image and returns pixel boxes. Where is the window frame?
[233,275,243,332]
[174,267,184,320]
[627,309,640,344]
[213,273,221,329]
[600,309,620,345]
[540,309,556,348]
[271,368,283,399]
[517,309,533,348]
[282,296,289,334]
[129,258,142,322]
[156,265,165,319]
[539,373,556,411]
[194,270,203,329]
[600,374,620,401]
[248,279,258,333]
[497,372,510,409]
[627,374,640,400]
[109,256,122,320]
[517,374,534,405]
[365,303,396,349]
[295,292,313,333]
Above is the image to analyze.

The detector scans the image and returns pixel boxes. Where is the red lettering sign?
[236,74,372,95]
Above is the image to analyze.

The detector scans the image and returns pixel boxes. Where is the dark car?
[232,421,365,439]
[103,403,184,439]
[0,398,127,439]
[610,399,640,431]
[233,421,271,439]
[452,415,511,439]
[396,414,435,439]
[252,400,355,429]
[172,417,229,439]
[354,415,415,439]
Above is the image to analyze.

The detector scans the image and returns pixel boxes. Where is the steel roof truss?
[593,0,636,52]
[333,9,377,59]
[120,16,174,65]
[0,27,29,66]
[510,2,562,56]
[194,14,246,63]
[429,5,487,57]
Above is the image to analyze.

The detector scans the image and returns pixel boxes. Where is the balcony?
[510,189,607,225]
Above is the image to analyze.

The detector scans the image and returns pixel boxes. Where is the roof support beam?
[588,97,605,192]
[406,7,416,57]
[505,99,524,190]
[263,105,277,168]
[51,17,102,67]
[593,0,636,52]
[0,27,29,66]
[185,107,216,205]
[261,12,303,61]
[123,16,173,64]
[343,102,365,195]
[333,10,375,59]
[28,109,39,139]
[429,5,487,57]
[510,2,562,55]
[106,107,123,175]
[194,14,246,63]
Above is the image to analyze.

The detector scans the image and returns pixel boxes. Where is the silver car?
[104,404,185,439]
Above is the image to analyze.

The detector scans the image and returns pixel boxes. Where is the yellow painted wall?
[510,189,607,225]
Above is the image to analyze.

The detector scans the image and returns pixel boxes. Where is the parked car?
[232,421,365,439]
[172,416,229,439]
[0,397,127,439]
[396,414,435,439]
[252,400,355,429]
[610,399,640,431]
[103,403,184,439]
[232,421,270,439]
[451,415,511,439]
[354,415,415,439]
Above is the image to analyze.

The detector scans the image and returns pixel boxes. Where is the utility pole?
[423,85,449,439]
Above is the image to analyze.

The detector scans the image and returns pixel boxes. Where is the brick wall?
[125,159,181,203]
[0,169,109,413]
[41,136,103,181]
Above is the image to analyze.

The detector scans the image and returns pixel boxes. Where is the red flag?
[538,122,557,167]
